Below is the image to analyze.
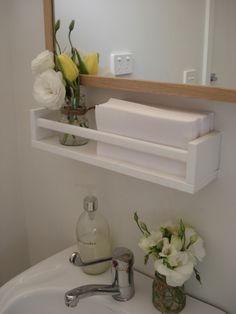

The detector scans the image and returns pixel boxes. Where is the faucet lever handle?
[70,247,134,267]
[70,251,112,267]
[112,247,134,266]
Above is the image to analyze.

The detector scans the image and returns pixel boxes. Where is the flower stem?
[60,115,75,145]
[54,20,61,54]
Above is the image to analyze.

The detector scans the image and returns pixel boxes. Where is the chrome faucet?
[65,247,135,307]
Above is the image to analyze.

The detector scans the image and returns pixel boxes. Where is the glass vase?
[59,95,89,146]
[152,272,186,314]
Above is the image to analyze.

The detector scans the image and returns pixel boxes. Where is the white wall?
[211,0,236,89]
[55,0,205,84]
[0,1,29,285]
[6,0,236,313]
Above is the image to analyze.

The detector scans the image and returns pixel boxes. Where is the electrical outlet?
[183,69,197,84]
[110,52,133,76]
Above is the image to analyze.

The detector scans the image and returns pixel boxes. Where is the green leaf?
[194,267,202,284]
[160,227,172,239]
[144,254,150,264]
[163,257,175,270]
[149,243,162,258]
[75,49,89,74]
[71,47,77,64]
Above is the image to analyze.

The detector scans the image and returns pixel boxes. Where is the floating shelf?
[30,108,221,194]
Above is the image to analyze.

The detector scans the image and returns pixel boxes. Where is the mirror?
[43,0,236,103]
[53,0,236,89]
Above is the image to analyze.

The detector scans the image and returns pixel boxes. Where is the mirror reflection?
[54,0,236,89]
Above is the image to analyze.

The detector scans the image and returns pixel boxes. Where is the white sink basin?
[2,290,123,314]
[0,246,225,314]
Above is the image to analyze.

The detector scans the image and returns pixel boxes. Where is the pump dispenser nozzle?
[83,195,98,212]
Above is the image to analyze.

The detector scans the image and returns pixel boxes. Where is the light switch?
[110,52,133,76]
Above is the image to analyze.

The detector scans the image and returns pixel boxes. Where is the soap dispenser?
[76,195,112,275]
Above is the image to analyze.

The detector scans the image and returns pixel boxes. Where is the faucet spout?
[65,284,120,307]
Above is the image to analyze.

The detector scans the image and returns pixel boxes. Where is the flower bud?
[134,212,139,223]
[54,20,60,33]
[140,221,148,231]
[83,52,99,75]
[69,20,75,32]
[189,234,198,245]
[57,53,79,82]
[171,235,182,251]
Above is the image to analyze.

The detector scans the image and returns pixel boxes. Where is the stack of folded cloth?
[95,98,214,177]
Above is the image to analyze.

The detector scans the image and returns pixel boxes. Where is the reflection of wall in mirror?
[211,0,236,89]
[54,0,206,85]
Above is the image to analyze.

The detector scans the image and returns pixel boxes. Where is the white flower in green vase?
[159,236,182,259]
[134,213,205,289]
[159,237,178,258]
[185,227,206,264]
[155,251,194,287]
[139,231,162,253]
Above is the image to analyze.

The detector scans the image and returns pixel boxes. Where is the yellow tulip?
[83,53,99,75]
[57,53,79,82]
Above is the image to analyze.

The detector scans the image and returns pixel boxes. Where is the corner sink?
[0,246,225,314]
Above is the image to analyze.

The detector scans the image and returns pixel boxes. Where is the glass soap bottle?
[76,195,112,275]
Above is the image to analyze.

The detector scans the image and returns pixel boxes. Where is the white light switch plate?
[110,52,133,76]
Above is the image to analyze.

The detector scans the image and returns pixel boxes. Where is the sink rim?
[0,246,226,314]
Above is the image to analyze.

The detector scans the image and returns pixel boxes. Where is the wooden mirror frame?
[43,0,236,103]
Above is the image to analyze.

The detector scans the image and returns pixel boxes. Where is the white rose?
[160,221,179,235]
[185,227,206,264]
[33,69,65,110]
[188,238,206,264]
[159,238,178,258]
[31,50,55,75]
[154,252,194,287]
[138,231,162,253]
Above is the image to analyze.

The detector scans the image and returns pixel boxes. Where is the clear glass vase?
[59,95,89,146]
[152,272,186,314]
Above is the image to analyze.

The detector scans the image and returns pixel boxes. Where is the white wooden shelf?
[30,108,221,194]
